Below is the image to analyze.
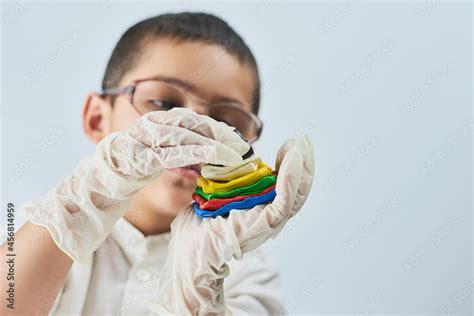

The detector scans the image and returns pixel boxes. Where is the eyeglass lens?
[133,80,259,141]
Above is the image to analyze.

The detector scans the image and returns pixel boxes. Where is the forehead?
[120,38,256,111]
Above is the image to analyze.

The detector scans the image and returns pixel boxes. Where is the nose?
[187,100,211,116]
[192,105,208,116]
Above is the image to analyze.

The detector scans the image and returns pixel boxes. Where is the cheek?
[110,100,142,131]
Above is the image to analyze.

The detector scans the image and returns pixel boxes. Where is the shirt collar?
[110,217,171,264]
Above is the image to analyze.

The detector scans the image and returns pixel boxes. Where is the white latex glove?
[22,108,250,263]
[148,135,314,315]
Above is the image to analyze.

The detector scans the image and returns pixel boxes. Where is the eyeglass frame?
[98,78,263,143]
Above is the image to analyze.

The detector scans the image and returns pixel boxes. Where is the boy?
[1,12,314,315]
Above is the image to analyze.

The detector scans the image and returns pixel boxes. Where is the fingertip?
[232,140,251,157]
[301,134,314,151]
[204,144,243,166]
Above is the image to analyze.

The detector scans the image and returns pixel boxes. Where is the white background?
[1,1,472,314]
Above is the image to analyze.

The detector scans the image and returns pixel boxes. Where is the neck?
[123,202,175,236]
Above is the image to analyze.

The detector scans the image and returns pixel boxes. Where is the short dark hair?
[102,12,261,114]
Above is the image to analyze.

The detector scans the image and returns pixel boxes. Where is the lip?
[169,164,201,180]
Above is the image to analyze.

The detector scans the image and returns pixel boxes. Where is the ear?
[82,92,113,144]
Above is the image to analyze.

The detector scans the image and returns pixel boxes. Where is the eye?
[149,99,182,110]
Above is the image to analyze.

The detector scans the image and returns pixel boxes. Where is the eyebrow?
[148,75,246,107]
[149,75,196,92]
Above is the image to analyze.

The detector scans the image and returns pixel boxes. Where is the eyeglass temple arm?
[97,86,134,96]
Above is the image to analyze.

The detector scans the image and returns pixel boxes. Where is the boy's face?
[83,38,256,218]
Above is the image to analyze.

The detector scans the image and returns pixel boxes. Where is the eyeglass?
[99,78,263,143]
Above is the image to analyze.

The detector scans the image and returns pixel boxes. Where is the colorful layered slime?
[192,150,277,218]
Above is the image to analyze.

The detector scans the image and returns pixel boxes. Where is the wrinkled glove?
[148,135,314,315]
[22,108,249,263]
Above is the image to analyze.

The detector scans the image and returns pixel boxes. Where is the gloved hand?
[22,108,250,263]
[148,135,314,315]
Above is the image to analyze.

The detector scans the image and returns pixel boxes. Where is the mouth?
[169,164,201,180]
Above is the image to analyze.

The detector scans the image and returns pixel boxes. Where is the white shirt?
[50,217,284,315]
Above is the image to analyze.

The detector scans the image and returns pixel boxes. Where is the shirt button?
[136,269,151,282]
